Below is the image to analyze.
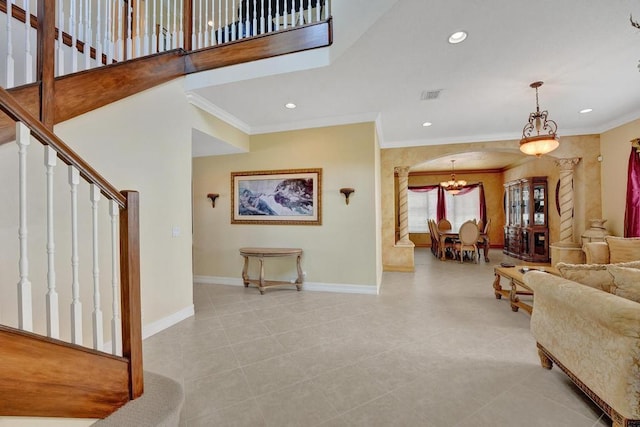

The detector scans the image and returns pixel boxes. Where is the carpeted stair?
[92,371,183,427]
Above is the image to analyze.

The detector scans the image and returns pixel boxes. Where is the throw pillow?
[605,236,640,264]
[606,265,640,304]
[556,263,614,292]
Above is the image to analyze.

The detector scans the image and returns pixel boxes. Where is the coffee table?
[492,265,559,314]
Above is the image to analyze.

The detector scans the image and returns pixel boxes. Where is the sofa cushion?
[556,263,614,292]
[556,260,640,293]
[606,265,640,304]
[605,236,640,263]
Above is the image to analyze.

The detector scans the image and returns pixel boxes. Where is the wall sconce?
[207,193,220,208]
[340,188,355,205]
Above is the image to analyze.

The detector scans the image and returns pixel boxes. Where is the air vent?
[421,90,442,101]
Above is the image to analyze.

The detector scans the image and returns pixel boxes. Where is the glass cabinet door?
[522,182,530,226]
[533,184,545,225]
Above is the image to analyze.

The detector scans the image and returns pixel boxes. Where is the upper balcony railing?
[1,0,331,89]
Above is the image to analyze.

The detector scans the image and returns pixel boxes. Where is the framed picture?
[231,168,322,225]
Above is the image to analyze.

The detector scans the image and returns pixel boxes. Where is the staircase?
[1,1,332,424]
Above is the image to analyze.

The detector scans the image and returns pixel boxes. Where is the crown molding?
[185,91,252,134]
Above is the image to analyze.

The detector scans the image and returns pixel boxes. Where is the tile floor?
[143,248,610,427]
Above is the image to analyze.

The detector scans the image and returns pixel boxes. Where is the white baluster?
[110,200,122,356]
[316,0,321,22]
[197,0,203,48]
[69,166,82,345]
[96,0,103,67]
[204,0,209,46]
[90,185,103,351]
[297,0,302,26]
[307,0,311,24]
[260,0,265,34]
[152,0,157,54]
[252,0,257,36]
[126,1,132,59]
[238,0,242,39]
[143,0,150,55]
[191,0,197,47]
[179,0,184,48]
[78,0,84,45]
[172,0,178,49]
[224,0,229,42]
[231,0,236,41]
[6,0,14,87]
[71,0,78,72]
[159,0,164,51]
[325,0,330,20]
[16,122,32,332]
[267,0,272,33]
[84,0,92,70]
[134,0,141,57]
[105,0,113,64]
[218,0,223,44]
[116,0,123,60]
[209,0,215,45]
[24,0,33,83]
[45,147,59,339]
[57,1,65,77]
[283,0,287,28]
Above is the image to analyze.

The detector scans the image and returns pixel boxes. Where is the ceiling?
[188,0,640,170]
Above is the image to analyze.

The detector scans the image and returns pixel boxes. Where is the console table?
[239,247,304,294]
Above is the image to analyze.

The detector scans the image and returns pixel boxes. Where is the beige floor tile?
[255,379,338,427]
[145,249,607,427]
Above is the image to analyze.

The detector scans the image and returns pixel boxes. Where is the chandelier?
[519,81,559,157]
[440,160,467,195]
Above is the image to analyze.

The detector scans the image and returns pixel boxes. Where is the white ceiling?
[188,0,640,169]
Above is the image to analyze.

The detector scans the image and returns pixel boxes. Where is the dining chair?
[428,219,439,257]
[454,220,480,263]
[437,218,452,232]
[477,218,491,261]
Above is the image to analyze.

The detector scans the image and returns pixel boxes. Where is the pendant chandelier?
[519,81,559,157]
[440,160,467,195]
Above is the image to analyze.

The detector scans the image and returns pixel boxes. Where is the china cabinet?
[503,177,549,262]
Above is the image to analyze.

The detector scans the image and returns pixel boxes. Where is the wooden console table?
[239,247,304,294]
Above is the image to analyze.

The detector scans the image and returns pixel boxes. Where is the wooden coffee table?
[493,265,559,314]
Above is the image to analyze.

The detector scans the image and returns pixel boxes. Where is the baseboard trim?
[142,305,195,340]
[193,276,378,295]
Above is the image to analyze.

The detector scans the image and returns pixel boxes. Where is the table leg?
[440,236,446,260]
[258,258,265,294]
[509,279,520,312]
[483,237,490,262]
[493,273,503,299]
[295,254,303,291]
[241,255,249,287]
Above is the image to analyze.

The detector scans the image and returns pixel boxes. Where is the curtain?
[625,148,640,237]
[408,184,445,221]
[450,183,487,225]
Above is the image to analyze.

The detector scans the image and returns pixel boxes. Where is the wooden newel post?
[183,0,193,52]
[119,190,143,399]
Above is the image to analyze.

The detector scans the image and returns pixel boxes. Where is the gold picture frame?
[231,168,322,225]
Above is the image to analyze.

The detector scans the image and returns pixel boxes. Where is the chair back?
[477,219,484,232]
[437,218,452,232]
[459,220,480,245]
[483,218,492,235]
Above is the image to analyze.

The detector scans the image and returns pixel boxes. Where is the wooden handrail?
[0,86,126,207]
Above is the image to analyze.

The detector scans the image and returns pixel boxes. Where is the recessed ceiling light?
[579,108,593,114]
[285,102,297,109]
[422,122,433,127]
[208,20,214,27]
[448,31,467,44]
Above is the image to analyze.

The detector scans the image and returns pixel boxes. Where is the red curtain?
[408,183,486,224]
[624,148,640,237]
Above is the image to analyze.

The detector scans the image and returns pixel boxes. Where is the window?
[408,190,437,233]
[445,187,480,230]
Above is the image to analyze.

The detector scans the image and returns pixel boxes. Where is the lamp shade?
[519,135,559,156]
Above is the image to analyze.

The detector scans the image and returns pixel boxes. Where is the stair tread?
[91,371,184,427]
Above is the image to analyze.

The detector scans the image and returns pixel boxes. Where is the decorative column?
[550,157,583,265]
[395,166,414,247]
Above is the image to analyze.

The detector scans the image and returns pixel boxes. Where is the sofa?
[524,239,640,427]
[584,236,640,264]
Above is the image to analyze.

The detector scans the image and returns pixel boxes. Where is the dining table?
[438,229,490,261]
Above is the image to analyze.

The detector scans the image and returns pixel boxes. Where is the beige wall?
[381,135,602,270]
[53,80,194,337]
[601,118,640,237]
[192,122,381,290]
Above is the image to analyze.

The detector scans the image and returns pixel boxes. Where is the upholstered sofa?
[584,236,640,264]
[525,259,640,427]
